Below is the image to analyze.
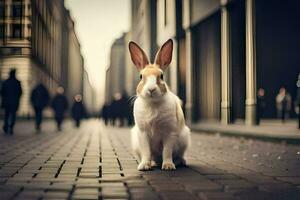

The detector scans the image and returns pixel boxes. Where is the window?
[0,4,4,17]
[11,48,21,55]
[164,0,168,26]
[27,24,31,40]
[12,24,22,38]
[0,24,4,38]
[12,5,22,18]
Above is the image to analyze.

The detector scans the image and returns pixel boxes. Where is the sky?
[65,0,130,106]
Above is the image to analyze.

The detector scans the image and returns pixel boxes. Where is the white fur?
[131,87,191,171]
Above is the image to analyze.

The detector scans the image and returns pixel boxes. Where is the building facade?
[83,70,96,116]
[105,33,127,103]
[182,0,300,124]
[106,0,300,126]
[66,12,84,104]
[0,0,86,116]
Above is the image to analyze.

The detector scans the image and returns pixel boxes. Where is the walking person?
[1,69,22,135]
[276,87,292,123]
[296,73,300,129]
[30,83,50,131]
[71,94,86,128]
[100,102,110,125]
[256,88,266,125]
[51,87,68,131]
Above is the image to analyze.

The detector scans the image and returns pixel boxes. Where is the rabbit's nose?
[149,88,156,94]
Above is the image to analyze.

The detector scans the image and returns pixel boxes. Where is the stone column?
[185,29,193,124]
[170,39,178,95]
[245,0,256,125]
[183,0,193,124]
[220,0,231,124]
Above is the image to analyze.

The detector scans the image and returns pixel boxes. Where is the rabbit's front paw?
[138,161,151,171]
[162,162,176,170]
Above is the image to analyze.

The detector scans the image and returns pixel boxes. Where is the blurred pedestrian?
[30,83,50,131]
[110,93,122,126]
[276,87,292,123]
[1,69,22,135]
[295,73,300,129]
[256,88,266,125]
[100,102,110,125]
[119,92,129,127]
[71,94,86,128]
[51,87,68,131]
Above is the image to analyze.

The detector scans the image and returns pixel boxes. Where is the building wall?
[104,67,112,103]
[124,31,136,96]
[0,0,85,116]
[131,0,157,61]
[105,34,127,103]
[192,13,221,121]
[67,13,83,103]
[83,70,95,115]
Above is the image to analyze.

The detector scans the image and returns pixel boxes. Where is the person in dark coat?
[1,69,22,135]
[256,88,266,125]
[100,102,110,125]
[30,83,50,131]
[110,93,122,126]
[71,94,86,128]
[51,87,68,131]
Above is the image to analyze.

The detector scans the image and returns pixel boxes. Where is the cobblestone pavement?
[0,119,300,200]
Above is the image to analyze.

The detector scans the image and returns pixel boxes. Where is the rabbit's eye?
[160,74,164,80]
[139,74,142,80]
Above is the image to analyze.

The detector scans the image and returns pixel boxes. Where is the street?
[0,119,300,200]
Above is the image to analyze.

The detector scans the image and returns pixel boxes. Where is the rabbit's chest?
[134,97,177,132]
[136,109,176,134]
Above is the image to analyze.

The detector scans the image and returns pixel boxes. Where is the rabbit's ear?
[154,39,173,71]
[129,41,149,71]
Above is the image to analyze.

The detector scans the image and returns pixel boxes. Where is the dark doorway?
[192,12,221,122]
[256,0,300,118]
[229,0,246,122]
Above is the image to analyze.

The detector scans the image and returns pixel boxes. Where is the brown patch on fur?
[141,65,162,77]
[158,82,167,93]
[136,81,144,94]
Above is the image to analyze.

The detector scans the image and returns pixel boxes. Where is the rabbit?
[128,39,191,171]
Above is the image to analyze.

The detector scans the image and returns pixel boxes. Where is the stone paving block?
[184,182,224,193]
[72,194,99,200]
[44,191,70,199]
[258,182,296,193]
[125,180,149,188]
[216,180,257,191]
[239,174,279,184]
[159,191,198,200]
[276,176,300,185]
[16,190,44,199]
[100,182,125,187]
[205,174,240,180]
[234,190,278,200]
[74,188,99,195]
[152,184,185,192]
[101,187,129,199]
[48,183,74,191]
[198,191,238,200]
[130,194,160,200]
